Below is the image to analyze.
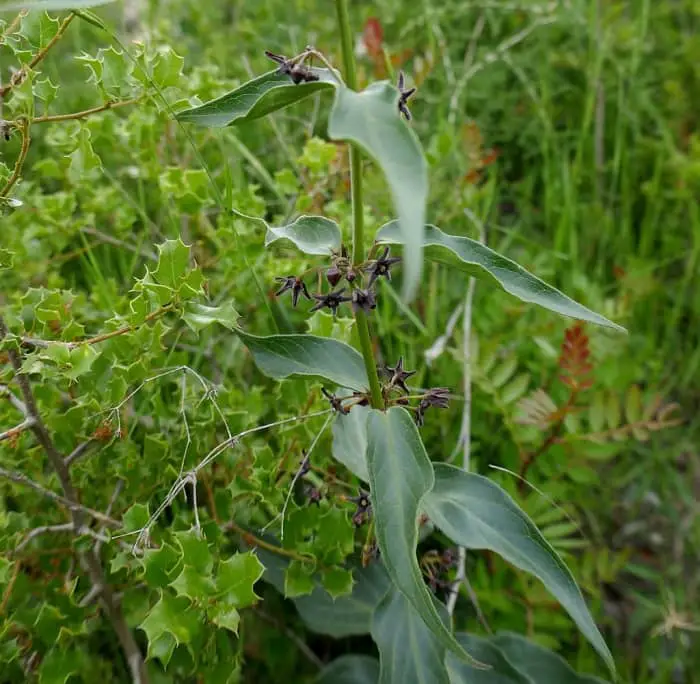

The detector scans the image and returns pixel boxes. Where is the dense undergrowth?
[1,1,698,682]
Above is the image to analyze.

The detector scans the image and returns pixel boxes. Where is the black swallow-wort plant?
[176,1,626,680]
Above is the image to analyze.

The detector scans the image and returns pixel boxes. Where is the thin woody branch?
[0,314,149,684]
[0,417,35,442]
[0,118,30,199]
[32,97,142,124]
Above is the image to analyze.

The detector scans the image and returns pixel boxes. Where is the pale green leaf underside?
[447,633,531,683]
[328,83,427,302]
[366,408,481,666]
[265,215,342,256]
[423,465,614,673]
[371,586,450,684]
[0,0,113,8]
[331,403,370,482]
[176,69,336,128]
[234,329,368,391]
[377,222,625,332]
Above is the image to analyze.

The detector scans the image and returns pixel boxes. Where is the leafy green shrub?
[4,1,689,682]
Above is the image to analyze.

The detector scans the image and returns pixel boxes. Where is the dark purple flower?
[351,288,377,314]
[309,288,352,316]
[397,71,416,121]
[382,356,416,394]
[365,246,401,287]
[274,275,311,307]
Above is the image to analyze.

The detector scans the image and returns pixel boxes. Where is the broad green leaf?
[422,465,614,673]
[183,301,239,332]
[371,585,450,684]
[331,403,370,482]
[447,634,531,684]
[329,83,427,301]
[316,656,380,684]
[377,223,625,332]
[176,69,337,128]
[295,562,390,637]
[265,215,342,256]
[0,0,114,9]
[492,633,610,683]
[235,329,368,391]
[366,408,480,665]
[170,566,215,601]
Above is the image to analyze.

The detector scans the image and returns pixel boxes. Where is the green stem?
[335,0,384,410]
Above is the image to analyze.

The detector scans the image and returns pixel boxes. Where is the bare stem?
[0,315,149,683]
[32,97,141,124]
[0,118,30,198]
[335,0,384,410]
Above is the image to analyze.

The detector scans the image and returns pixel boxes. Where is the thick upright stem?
[335,0,384,409]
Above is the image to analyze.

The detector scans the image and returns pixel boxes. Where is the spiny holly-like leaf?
[183,301,239,332]
[295,562,390,637]
[366,407,480,665]
[139,592,203,649]
[265,215,342,256]
[153,238,191,290]
[331,403,370,482]
[37,647,82,684]
[320,567,354,598]
[213,552,264,606]
[142,543,181,588]
[491,632,610,683]
[175,530,213,573]
[371,585,450,684]
[284,559,316,598]
[170,566,215,601]
[0,0,115,9]
[176,69,337,128]
[235,329,369,391]
[422,465,614,674]
[377,223,625,331]
[316,655,380,684]
[0,249,14,270]
[329,83,427,301]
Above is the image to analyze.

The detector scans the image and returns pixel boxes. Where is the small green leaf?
[331,404,370,482]
[38,647,82,684]
[0,249,15,270]
[422,465,614,673]
[377,223,625,331]
[176,69,337,128]
[371,585,450,684]
[235,329,369,391]
[170,566,215,601]
[329,83,427,301]
[265,215,342,256]
[366,407,480,665]
[214,552,264,607]
[208,605,241,634]
[0,0,115,9]
[146,632,177,667]
[284,559,316,598]
[321,567,354,598]
[175,530,213,573]
[67,127,102,183]
[316,656,380,684]
[139,592,202,648]
[122,503,150,534]
[142,544,181,588]
[153,238,191,290]
[183,301,239,332]
[295,562,390,637]
[492,633,610,683]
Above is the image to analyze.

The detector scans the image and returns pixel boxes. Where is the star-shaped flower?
[365,246,401,287]
[309,288,352,316]
[274,275,311,307]
[397,71,417,121]
[383,356,416,394]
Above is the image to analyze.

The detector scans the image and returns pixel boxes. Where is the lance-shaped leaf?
[265,215,342,256]
[176,69,337,128]
[329,83,427,302]
[422,465,615,674]
[371,585,450,684]
[377,222,625,331]
[316,656,380,684]
[491,633,609,684]
[235,329,368,391]
[366,408,481,666]
[446,634,532,684]
[0,0,114,8]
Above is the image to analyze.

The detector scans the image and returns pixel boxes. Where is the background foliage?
[1,0,698,682]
